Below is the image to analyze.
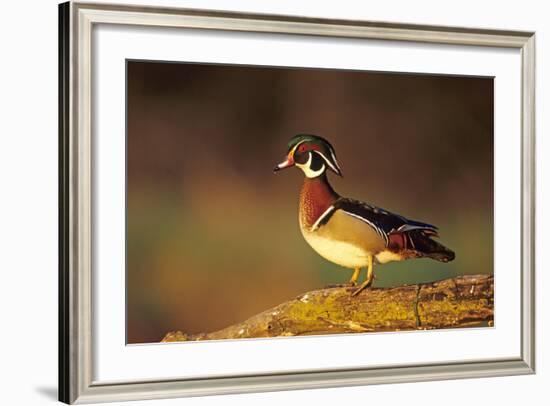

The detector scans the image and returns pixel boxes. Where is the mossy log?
[162,275,493,342]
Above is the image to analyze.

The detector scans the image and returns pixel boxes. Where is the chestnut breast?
[298,176,338,230]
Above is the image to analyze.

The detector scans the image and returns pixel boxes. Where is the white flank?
[341,210,389,245]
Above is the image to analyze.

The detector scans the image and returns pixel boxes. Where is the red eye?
[298,144,308,153]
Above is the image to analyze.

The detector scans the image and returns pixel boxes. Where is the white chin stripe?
[296,152,325,178]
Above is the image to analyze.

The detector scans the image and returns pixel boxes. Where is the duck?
[274,134,455,296]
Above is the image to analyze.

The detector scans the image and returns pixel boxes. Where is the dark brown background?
[127,61,493,344]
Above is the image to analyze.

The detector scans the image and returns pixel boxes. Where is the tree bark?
[162,274,493,342]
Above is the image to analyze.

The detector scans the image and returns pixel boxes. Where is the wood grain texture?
[162,275,493,342]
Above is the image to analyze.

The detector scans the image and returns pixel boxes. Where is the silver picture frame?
[59,1,536,403]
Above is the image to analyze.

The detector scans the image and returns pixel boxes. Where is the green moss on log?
[162,275,493,342]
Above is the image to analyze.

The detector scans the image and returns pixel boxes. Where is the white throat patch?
[296,152,325,178]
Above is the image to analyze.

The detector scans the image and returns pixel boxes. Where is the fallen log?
[162,274,493,342]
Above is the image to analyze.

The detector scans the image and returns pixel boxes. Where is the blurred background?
[127,61,493,344]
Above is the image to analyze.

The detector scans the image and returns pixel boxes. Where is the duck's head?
[274,134,343,178]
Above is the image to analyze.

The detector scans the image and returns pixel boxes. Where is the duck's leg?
[325,268,362,289]
[352,255,374,296]
[349,267,361,286]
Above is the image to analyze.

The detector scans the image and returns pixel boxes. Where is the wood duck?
[274,134,455,296]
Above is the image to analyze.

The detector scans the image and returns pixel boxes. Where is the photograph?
[55,2,537,403]
[126,60,494,344]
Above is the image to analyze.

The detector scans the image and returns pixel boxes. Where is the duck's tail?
[388,229,455,262]
[408,229,455,262]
